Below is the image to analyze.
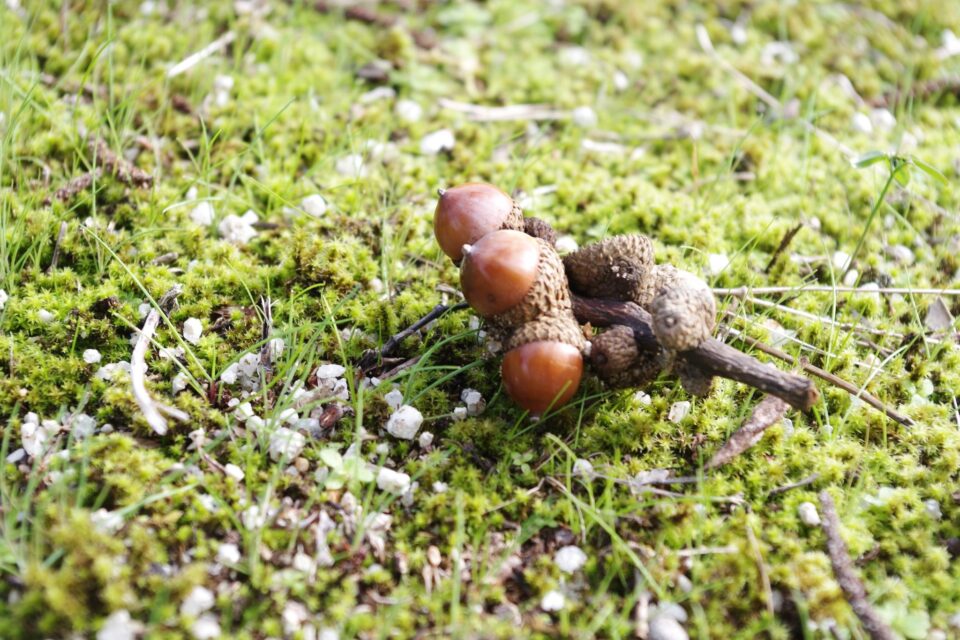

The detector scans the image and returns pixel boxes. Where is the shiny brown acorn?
[433,183,524,263]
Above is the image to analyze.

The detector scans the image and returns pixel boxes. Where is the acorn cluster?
[434,183,717,416]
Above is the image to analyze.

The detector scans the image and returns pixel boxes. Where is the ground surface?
[1,1,960,638]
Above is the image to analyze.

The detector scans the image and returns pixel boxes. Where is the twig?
[704,395,790,470]
[768,473,820,497]
[131,286,189,435]
[167,31,236,78]
[573,295,820,411]
[49,171,99,203]
[728,294,903,339]
[818,491,897,640]
[869,76,960,108]
[438,98,569,122]
[725,328,914,427]
[357,302,468,372]
[764,224,803,273]
[715,285,960,296]
[47,221,68,273]
[259,296,274,375]
[89,139,153,188]
[151,252,179,266]
[674,545,739,557]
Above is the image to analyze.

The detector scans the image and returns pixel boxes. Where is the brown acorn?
[434,183,524,262]
[501,340,583,416]
[563,234,655,303]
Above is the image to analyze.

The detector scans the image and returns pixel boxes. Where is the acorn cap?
[564,234,655,303]
[674,360,714,397]
[589,324,666,389]
[648,265,716,352]
[434,183,525,263]
[523,217,557,246]
[503,310,586,353]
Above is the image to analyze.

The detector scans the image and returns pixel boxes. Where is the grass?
[0,0,959,638]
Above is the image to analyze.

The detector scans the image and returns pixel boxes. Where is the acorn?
[647,265,716,352]
[434,183,524,262]
[563,234,655,303]
[459,229,571,332]
[501,340,583,416]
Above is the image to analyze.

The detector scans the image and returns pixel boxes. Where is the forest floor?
[1,1,960,638]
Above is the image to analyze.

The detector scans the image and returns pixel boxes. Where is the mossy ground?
[1,1,960,638]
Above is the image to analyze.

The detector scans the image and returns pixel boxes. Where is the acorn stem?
[437,188,446,197]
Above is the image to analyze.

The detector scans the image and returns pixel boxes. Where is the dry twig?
[357,302,468,372]
[704,395,790,470]
[89,139,153,188]
[818,491,897,640]
[167,31,236,78]
[47,221,68,273]
[438,98,569,122]
[131,286,190,435]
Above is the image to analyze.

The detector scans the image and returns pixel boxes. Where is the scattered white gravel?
[925,498,943,520]
[269,427,306,461]
[181,585,215,617]
[572,105,597,127]
[832,250,851,271]
[851,112,873,134]
[83,348,102,364]
[38,309,55,323]
[316,364,346,380]
[0,289,7,309]
[573,458,594,477]
[540,590,566,612]
[301,194,328,217]
[97,610,143,640]
[395,99,423,123]
[189,201,215,226]
[384,388,404,410]
[461,388,485,416]
[224,463,244,481]
[385,405,423,440]
[282,601,310,636]
[667,401,691,423]
[377,467,412,495]
[336,154,367,177]
[418,431,434,448]
[183,318,203,344]
[218,210,259,245]
[420,129,456,155]
[217,542,241,564]
[649,613,689,640]
[191,613,221,639]
[797,502,821,526]
[554,545,588,573]
[705,253,730,276]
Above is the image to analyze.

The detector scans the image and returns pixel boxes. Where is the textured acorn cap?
[564,234,655,302]
[485,237,572,333]
[648,265,716,352]
[503,310,586,353]
[434,183,525,263]
[589,324,667,389]
[523,217,557,246]
[674,360,714,397]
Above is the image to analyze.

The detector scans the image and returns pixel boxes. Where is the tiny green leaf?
[894,164,911,186]
[910,157,948,184]
[854,150,887,168]
[319,448,343,469]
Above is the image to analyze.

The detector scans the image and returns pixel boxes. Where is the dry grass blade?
[819,491,898,640]
[704,395,789,470]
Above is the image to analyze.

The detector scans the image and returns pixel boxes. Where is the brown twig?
[767,473,820,497]
[725,328,914,426]
[47,221,68,273]
[572,295,820,411]
[89,139,153,188]
[869,76,960,109]
[704,395,790,470]
[818,491,897,640]
[764,224,803,273]
[49,171,99,203]
[357,302,468,372]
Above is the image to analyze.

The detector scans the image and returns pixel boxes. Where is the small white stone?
[218,210,259,245]
[797,502,821,526]
[91,509,124,534]
[461,389,485,416]
[0,289,7,309]
[224,463,244,481]
[374,442,391,456]
[418,431,434,448]
[384,388,404,410]
[925,298,954,332]
[649,613,689,640]
[301,194,328,217]
[870,108,896,131]
[282,601,310,636]
[705,253,730,276]
[72,413,96,439]
[359,86,395,104]
[38,309,55,323]
[760,41,798,66]
[924,498,942,520]
[540,590,565,612]
[269,427,306,461]
[138,302,152,318]
[217,542,241,564]
[554,545,587,573]
[559,46,590,67]
[572,458,594,477]
[189,201,215,226]
[97,610,143,640]
[82,348,102,364]
[315,364,346,380]
[420,129,456,155]
[183,318,203,344]
[385,405,423,440]
[851,112,873,134]
[220,363,239,384]
[667,401,691,424]
[318,629,340,640]
[377,467,411,495]
[395,99,423,123]
[612,70,629,92]
[572,105,597,128]
[171,373,189,395]
[432,481,448,493]
[277,407,299,424]
[555,235,579,254]
[292,552,315,573]
[21,420,50,457]
[633,391,652,406]
[451,406,468,421]
[337,154,367,177]
[831,250,851,271]
[859,282,881,302]
[6,448,25,463]
[842,269,859,287]
[181,586,215,617]
[885,244,914,264]
[190,613,221,639]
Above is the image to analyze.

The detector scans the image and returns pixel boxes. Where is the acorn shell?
[501,340,583,416]
[485,237,571,332]
[460,229,541,318]
[434,183,524,263]
[648,265,716,352]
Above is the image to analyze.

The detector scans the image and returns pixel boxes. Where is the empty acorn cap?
[564,234,655,303]
[434,183,524,262]
[648,265,716,352]
[589,324,666,389]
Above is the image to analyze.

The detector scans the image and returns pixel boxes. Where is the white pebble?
[315,364,346,380]
[269,427,306,461]
[218,210,259,245]
[432,481,448,493]
[559,46,590,67]
[831,250,851,271]
[851,112,873,134]
[540,590,565,612]
[384,388,404,410]
[667,401,691,423]
[842,269,859,287]
[38,309,55,323]
[461,388,485,416]
[189,201,215,226]
[377,467,411,495]
[870,108,896,131]
[224,463,244,481]
[97,610,143,640]
[554,545,587,573]
[612,70,629,92]
[885,244,914,264]
[336,154,367,177]
[572,458,594,477]
[797,502,821,526]
[385,405,423,440]
[924,498,942,520]
[649,613,689,640]
[83,348,102,364]
[420,129,456,155]
[418,431,434,448]
[359,86,395,104]
[572,105,597,128]
[760,41,798,67]
[72,413,96,439]
[555,235,579,254]
[220,363,239,384]
[395,99,423,123]
[633,391,652,405]
[0,289,7,309]
[301,194,328,218]
[181,586,215,617]
[190,614,221,640]
[705,253,730,276]
[282,601,310,636]
[452,406,468,421]
[183,318,203,344]
[217,543,241,565]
